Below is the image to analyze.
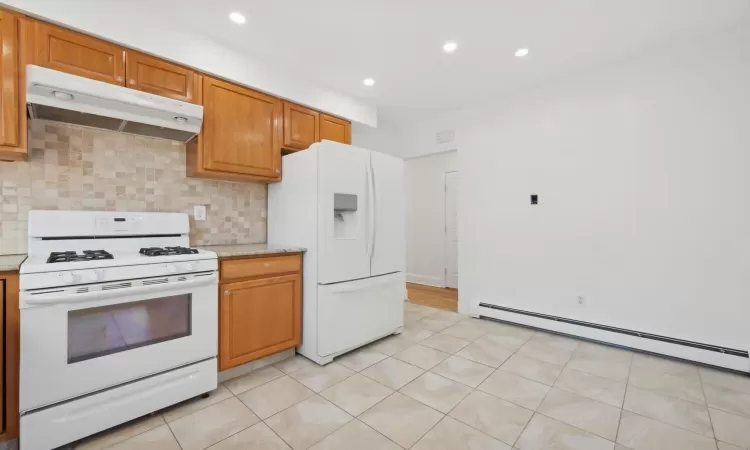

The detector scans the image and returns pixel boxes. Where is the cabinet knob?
[115,76,123,82]
[275,169,280,173]
[224,290,231,295]
[264,262,271,267]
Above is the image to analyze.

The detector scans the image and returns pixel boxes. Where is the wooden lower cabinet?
[218,259,301,371]
[0,272,19,441]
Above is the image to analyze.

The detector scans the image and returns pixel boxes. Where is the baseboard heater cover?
[478,302,748,358]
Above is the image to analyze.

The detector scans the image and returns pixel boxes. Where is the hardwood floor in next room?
[406,283,458,312]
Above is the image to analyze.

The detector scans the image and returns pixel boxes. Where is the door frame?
[443,170,458,289]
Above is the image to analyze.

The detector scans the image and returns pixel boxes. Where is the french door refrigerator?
[268,140,405,365]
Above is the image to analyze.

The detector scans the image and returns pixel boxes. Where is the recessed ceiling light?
[229,12,246,24]
[443,41,458,53]
[363,78,375,87]
[515,48,529,57]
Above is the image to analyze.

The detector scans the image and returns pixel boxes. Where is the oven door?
[20,272,218,412]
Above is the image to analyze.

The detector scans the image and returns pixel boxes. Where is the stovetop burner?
[139,246,200,257]
[47,250,114,263]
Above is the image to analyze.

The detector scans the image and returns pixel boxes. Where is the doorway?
[444,171,458,289]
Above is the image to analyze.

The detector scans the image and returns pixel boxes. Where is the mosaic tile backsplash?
[0,121,267,254]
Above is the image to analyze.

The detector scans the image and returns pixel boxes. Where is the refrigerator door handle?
[367,160,376,263]
[366,163,374,261]
[369,160,377,262]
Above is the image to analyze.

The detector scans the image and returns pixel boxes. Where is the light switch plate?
[194,205,207,221]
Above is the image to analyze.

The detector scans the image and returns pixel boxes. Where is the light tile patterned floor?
[71,301,750,450]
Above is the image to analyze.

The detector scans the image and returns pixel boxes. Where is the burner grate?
[139,246,199,257]
[47,250,114,263]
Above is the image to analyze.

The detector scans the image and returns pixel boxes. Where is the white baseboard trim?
[477,303,748,372]
[406,273,443,287]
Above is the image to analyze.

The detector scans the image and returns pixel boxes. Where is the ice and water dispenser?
[333,193,358,239]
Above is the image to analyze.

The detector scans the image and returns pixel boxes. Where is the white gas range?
[19,210,219,450]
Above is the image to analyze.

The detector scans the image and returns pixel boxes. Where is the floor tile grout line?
[621,410,720,444]
[268,396,356,450]
[86,413,166,450]
[163,416,185,450]
[350,417,410,449]
[612,353,634,445]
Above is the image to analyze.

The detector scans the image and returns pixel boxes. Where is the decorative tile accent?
[0,122,267,254]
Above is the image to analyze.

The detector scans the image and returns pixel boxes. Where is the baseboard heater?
[478,302,748,358]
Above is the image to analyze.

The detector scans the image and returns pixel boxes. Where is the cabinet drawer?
[220,255,301,281]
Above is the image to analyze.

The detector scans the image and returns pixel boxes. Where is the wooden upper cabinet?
[125,51,199,103]
[0,9,26,161]
[219,273,301,370]
[320,113,351,145]
[283,102,319,151]
[32,20,125,85]
[196,76,281,180]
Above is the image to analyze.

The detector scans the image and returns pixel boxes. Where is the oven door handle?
[23,274,218,306]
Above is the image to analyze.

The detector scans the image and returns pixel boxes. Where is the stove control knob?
[62,272,82,284]
[60,272,75,284]
[166,264,178,274]
[86,270,102,282]
[181,262,194,272]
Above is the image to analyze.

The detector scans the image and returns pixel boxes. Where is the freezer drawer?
[317,272,405,357]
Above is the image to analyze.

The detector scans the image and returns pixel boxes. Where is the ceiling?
[94,0,750,120]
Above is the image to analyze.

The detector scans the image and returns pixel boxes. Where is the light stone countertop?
[0,254,27,272]
[198,243,306,258]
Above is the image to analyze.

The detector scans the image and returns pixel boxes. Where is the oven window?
[68,294,192,363]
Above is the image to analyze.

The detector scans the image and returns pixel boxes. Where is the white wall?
[4,0,377,126]
[405,26,750,351]
[404,151,457,287]
[351,120,405,158]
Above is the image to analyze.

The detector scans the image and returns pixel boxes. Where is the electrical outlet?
[193,205,207,221]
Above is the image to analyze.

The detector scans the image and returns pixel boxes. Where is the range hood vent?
[26,65,203,142]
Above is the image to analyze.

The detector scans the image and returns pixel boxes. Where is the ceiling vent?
[436,129,455,144]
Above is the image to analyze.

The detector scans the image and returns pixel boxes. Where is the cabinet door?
[125,51,198,103]
[219,274,301,370]
[0,9,24,160]
[202,76,281,178]
[320,113,351,144]
[283,102,319,150]
[33,21,125,85]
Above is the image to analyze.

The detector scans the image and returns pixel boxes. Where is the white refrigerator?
[268,140,405,365]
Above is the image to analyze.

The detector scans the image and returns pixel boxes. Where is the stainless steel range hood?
[26,65,203,142]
